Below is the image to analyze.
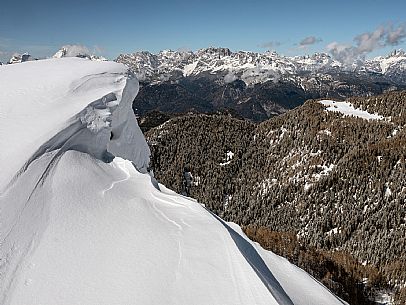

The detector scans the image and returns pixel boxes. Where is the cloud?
[354,26,386,53]
[386,23,406,45]
[259,41,281,49]
[53,44,107,59]
[58,44,91,57]
[224,72,237,84]
[0,49,13,63]
[176,46,192,53]
[299,36,322,48]
[326,23,406,66]
[326,42,360,66]
[92,45,104,55]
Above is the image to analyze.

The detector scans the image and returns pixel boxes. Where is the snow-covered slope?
[0,57,149,190]
[319,100,384,120]
[0,58,346,305]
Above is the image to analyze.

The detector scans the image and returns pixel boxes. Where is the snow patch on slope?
[319,100,384,120]
[183,61,199,76]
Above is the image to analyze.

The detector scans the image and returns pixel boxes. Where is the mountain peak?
[8,52,34,64]
[53,45,106,61]
[117,46,406,86]
[387,49,406,58]
[197,47,232,57]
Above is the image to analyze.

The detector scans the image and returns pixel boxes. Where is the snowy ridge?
[0,58,346,305]
[0,58,149,190]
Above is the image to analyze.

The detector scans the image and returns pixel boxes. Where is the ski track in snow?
[149,198,182,231]
[148,193,184,282]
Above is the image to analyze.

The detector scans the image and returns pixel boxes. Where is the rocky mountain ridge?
[117,48,406,85]
[117,48,406,121]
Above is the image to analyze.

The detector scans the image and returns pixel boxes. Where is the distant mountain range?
[116,48,406,121]
[4,46,406,122]
[2,46,106,65]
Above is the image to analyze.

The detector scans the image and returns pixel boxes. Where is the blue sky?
[1,0,406,62]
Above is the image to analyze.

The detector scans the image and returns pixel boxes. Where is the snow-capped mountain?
[53,45,107,61]
[116,47,406,85]
[8,53,35,64]
[0,58,346,305]
[116,48,406,121]
[365,49,406,84]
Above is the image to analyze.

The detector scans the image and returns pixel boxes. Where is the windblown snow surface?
[0,58,347,305]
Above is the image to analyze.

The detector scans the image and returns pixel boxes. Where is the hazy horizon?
[1,0,406,63]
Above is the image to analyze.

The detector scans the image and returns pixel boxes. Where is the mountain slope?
[146,91,406,304]
[0,58,345,305]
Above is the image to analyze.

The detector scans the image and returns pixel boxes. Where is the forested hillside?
[146,91,406,305]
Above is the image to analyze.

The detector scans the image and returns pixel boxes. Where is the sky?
[1,0,406,62]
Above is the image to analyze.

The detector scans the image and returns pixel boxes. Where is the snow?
[0,57,150,190]
[314,163,335,180]
[279,127,288,139]
[304,182,313,191]
[374,291,394,305]
[220,150,235,166]
[183,60,199,76]
[0,58,346,305]
[326,227,341,236]
[376,54,406,73]
[220,160,232,166]
[319,100,384,120]
[385,186,392,198]
[118,48,406,86]
[226,150,234,160]
[319,129,332,136]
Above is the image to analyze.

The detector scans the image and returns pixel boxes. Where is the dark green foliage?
[148,113,255,216]
[146,90,406,304]
[138,110,172,133]
[244,226,386,305]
